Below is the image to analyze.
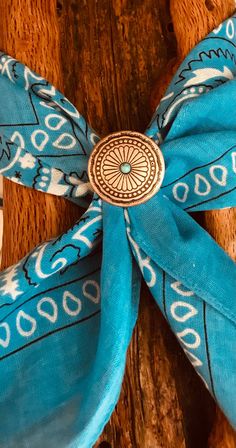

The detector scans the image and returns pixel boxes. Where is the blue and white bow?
[0,14,236,448]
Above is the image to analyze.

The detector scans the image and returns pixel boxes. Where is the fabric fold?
[146,15,236,143]
[76,202,141,447]
[0,196,102,306]
[0,248,102,447]
[127,195,236,324]
[126,197,236,426]
[161,131,236,211]
[0,52,99,206]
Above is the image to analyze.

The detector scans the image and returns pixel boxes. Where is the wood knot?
[167,22,174,33]
[205,0,215,11]
[56,0,63,16]
[98,442,112,448]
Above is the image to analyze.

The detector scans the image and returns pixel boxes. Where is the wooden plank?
[0,1,235,447]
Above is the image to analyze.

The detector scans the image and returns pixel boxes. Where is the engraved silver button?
[88,131,165,207]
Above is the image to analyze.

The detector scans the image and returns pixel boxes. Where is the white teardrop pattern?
[170,281,202,367]
[168,280,207,387]
[140,262,212,392]
[62,291,82,317]
[45,114,67,131]
[184,349,203,367]
[0,279,100,356]
[31,129,49,152]
[29,111,77,153]
[176,327,201,349]
[83,280,100,304]
[168,144,236,210]
[0,323,10,348]
[52,133,76,150]
[209,165,227,186]
[16,310,37,337]
[172,182,189,203]
[170,301,198,322]
[37,297,58,323]
[170,281,194,297]
[194,174,211,196]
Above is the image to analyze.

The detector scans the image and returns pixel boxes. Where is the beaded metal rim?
[88,131,165,207]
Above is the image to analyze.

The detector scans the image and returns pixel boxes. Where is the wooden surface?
[0,0,236,447]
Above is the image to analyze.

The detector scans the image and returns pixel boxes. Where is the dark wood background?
[1,0,236,447]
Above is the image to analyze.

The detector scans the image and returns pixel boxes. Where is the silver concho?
[88,131,165,207]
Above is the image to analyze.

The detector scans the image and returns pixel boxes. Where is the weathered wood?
[0,1,235,447]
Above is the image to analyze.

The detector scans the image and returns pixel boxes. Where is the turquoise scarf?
[0,14,236,448]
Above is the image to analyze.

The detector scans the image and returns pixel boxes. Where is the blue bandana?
[0,14,236,448]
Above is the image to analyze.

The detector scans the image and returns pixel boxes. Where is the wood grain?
[0,1,235,447]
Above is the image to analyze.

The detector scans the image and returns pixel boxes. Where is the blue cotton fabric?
[0,14,235,448]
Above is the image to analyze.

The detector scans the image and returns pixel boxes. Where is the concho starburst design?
[88,131,165,207]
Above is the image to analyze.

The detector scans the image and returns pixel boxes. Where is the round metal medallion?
[88,131,165,207]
